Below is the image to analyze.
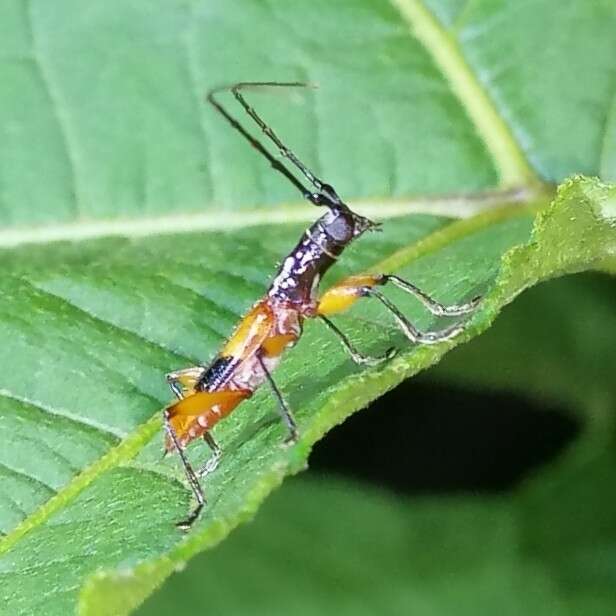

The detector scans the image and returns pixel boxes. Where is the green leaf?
[1,0,615,614]
[2,0,615,230]
[137,461,616,616]
[0,177,614,615]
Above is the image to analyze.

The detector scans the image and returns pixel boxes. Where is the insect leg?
[318,273,480,318]
[318,274,477,345]
[197,432,222,479]
[365,288,467,344]
[257,353,299,444]
[382,275,481,316]
[319,315,396,366]
[163,410,205,531]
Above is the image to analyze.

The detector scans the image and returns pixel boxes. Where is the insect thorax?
[268,236,332,307]
[267,214,349,308]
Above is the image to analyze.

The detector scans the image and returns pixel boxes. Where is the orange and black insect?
[164,82,481,529]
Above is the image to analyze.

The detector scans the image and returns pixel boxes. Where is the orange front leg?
[316,272,480,356]
[316,274,384,316]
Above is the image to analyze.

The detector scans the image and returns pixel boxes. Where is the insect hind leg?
[163,409,205,531]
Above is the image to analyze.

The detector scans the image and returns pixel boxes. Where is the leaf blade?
[1,177,613,615]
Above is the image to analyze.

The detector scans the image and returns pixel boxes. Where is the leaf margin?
[76,175,615,615]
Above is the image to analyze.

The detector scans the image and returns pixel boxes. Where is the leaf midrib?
[0,187,539,249]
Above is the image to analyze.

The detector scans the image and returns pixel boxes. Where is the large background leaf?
[140,270,616,616]
[3,0,615,229]
[139,464,616,616]
[1,0,615,614]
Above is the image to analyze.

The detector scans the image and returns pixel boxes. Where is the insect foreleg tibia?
[319,315,396,366]
[257,353,299,444]
[163,410,205,531]
[365,288,468,344]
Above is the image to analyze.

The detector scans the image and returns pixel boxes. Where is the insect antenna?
[207,82,330,208]
[229,82,326,193]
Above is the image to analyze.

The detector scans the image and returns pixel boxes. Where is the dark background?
[310,378,578,497]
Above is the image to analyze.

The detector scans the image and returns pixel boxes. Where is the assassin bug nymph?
[164,81,481,529]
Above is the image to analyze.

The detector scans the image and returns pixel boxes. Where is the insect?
[164,82,481,529]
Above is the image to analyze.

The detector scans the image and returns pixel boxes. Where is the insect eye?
[326,212,354,243]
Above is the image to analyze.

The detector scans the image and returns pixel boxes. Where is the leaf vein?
[0,415,160,556]
[0,460,57,496]
[22,277,194,368]
[389,0,539,188]
[0,389,123,441]
[0,187,536,249]
[598,67,616,179]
